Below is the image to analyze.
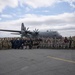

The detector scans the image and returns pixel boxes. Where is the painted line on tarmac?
[47,56,75,64]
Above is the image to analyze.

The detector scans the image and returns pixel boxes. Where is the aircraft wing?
[0,29,21,33]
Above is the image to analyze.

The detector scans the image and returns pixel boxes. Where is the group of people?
[40,36,75,49]
[0,38,41,50]
[0,36,75,50]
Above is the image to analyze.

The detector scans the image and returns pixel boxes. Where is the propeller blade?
[27,27,29,30]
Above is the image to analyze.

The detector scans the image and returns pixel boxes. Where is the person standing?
[64,37,69,48]
[69,36,72,48]
[0,38,2,50]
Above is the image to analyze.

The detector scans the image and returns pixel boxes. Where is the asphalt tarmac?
[0,49,75,75]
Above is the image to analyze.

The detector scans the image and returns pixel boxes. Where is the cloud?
[0,0,18,12]
[0,0,75,12]
[63,0,75,8]
[20,0,75,8]
[25,7,31,12]
[22,0,58,8]
[0,12,75,37]
[1,14,13,18]
[21,13,75,28]
[0,18,1,21]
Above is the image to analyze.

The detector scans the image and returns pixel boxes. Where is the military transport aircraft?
[0,23,62,38]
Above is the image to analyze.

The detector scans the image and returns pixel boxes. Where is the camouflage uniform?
[42,38,46,48]
[68,37,72,48]
[63,37,69,49]
[46,38,50,48]
[53,37,57,48]
[72,37,75,48]
[2,38,8,49]
[44,39,47,48]
[39,40,42,48]
[58,39,62,48]
[39,38,45,48]
[0,39,2,50]
[7,39,12,49]
[50,38,53,48]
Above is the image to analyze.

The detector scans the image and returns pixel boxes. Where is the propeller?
[24,27,29,31]
[33,28,39,35]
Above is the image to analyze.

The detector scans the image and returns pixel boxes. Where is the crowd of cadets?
[0,36,75,50]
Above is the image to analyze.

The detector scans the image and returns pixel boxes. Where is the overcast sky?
[0,0,75,37]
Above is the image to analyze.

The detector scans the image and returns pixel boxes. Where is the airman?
[0,38,2,50]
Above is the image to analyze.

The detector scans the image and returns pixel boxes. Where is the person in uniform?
[2,38,8,49]
[7,38,12,49]
[50,38,53,48]
[69,36,73,48]
[64,37,69,49]
[72,37,75,48]
[0,38,2,50]
[29,38,33,49]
